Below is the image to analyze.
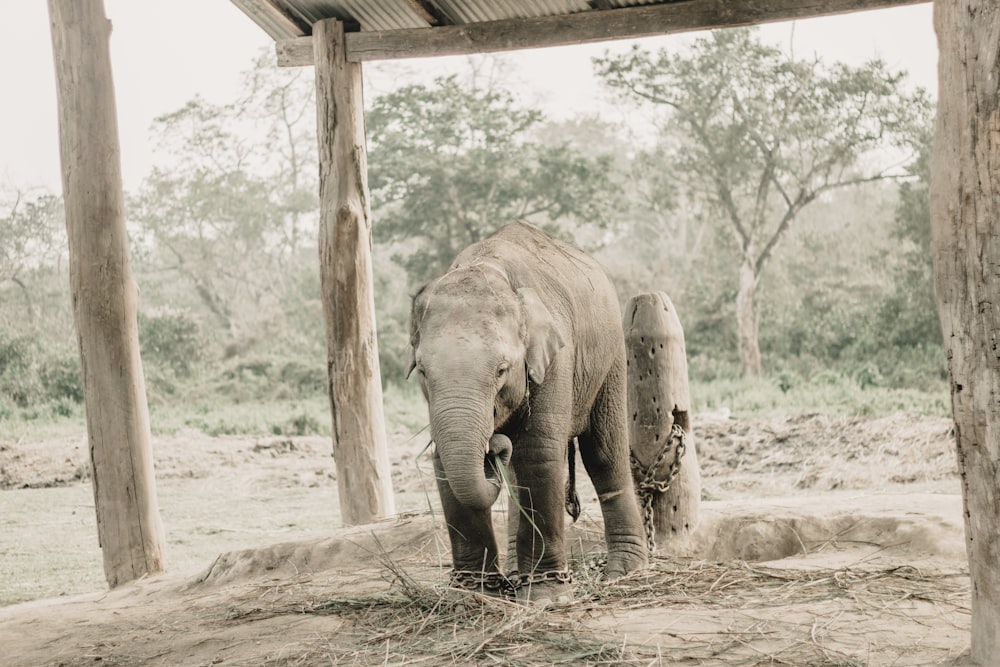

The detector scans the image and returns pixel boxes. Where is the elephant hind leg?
[578,359,648,577]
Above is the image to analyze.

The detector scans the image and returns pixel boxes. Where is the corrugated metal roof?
[274,0,427,31]
[236,0,931,64]
[266,0,631,33]
[432,0,591,25]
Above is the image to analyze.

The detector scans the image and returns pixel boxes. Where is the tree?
[595,29,932,376]
[366,74,621,284]
[129,54,319,350]
[0,191,62,324]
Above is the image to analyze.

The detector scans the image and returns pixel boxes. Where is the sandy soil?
[0,413,974,666]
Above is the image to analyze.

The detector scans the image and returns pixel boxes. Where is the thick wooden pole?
[624,292,701,549]
[931,2,1000,662]
[48,0,166,586]
[314,18,396,525]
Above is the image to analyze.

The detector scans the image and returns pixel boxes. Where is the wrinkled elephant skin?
[408,221,647,603]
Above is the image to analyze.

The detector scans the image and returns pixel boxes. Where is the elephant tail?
[566,438,582,523]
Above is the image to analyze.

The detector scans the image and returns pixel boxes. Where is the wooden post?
[314,18,396,525]
[47,0,166,586]
[931,2,1000,662]
[624,292,701,549]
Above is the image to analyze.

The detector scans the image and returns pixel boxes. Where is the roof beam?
[231,0,308,41]
[276,0,930,67]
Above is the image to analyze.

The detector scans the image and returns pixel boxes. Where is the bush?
[39,354,83,404]
[278,361,326,397]
[0,333,42,407]
[138,309,203,378]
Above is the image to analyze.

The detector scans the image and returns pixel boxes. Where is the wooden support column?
[624,292,701,550]
[931,2,1000,662]
[48,0,166,586]
[314,18,396,525]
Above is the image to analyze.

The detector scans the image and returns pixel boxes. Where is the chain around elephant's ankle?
[509,568,574,588]
[449,569,516,596]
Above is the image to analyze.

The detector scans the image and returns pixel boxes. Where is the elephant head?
[408,264,564,510]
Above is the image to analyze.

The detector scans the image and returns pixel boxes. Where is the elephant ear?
[406,283,430,379]
[518,287,565,384]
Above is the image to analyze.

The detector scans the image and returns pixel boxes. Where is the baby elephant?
[408,221,647,604]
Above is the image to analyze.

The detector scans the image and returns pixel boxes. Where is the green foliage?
[367,74,621,283]
[0,332,82,412]
[0,192,62,285]
[873,124,940,353]
[0,333,42,407]
[139,309,203,378]
[129,53,319,355]
[692,371,949,419]
[38,355,83,404]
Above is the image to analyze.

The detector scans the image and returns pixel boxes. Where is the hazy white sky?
[1,2,937,194]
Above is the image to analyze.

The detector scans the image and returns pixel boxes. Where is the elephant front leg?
[433,452,505,595]
[511,440,574,606]
[504,464,519,574]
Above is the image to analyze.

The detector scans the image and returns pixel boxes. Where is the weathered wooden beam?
[230,0,308,41]
[48,0,166,587]
[930,2,1000,662]
[624,292,700,550]
[277,0,930,66]
[314,18,397,526]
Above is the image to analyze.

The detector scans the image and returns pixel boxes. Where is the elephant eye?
[497,363,510,378]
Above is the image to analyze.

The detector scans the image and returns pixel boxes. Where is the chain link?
[449,568,573,597]
[509,569,574,588]
[630,422,686,555]
[449,569,517,597]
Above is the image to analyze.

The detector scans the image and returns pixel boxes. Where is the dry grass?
[216,552,970,667]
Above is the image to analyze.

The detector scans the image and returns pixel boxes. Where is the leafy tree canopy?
[595,28,933,375]
[367,74,621,283]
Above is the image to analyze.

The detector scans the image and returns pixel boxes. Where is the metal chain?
[509,569,574,588]
[449,569,517,597]
[630,422,687,555]
[450,568,573,598]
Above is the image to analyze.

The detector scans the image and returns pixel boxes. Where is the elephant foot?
[604,548,649,580]
[512,570,574,607]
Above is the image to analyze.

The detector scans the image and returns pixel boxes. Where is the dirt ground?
[0,412,974,666]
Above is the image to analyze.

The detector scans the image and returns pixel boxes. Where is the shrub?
[39,353,83,404]
[278,360,326,397]
[0,333,42,407]
[138,309,203,378]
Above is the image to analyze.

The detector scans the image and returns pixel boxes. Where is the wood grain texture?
[48,0,166,587]
[624,292,701,547]
[277,0,930,66]
[314,19,396,525]
[930,1,1000,662]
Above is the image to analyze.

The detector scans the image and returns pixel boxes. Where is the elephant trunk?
[430,396,506,511]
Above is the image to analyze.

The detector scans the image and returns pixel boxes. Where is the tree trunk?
[314,18,396,525]
[735,256,762,376]
[931,2,1000,663]
[48,0,166,586]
